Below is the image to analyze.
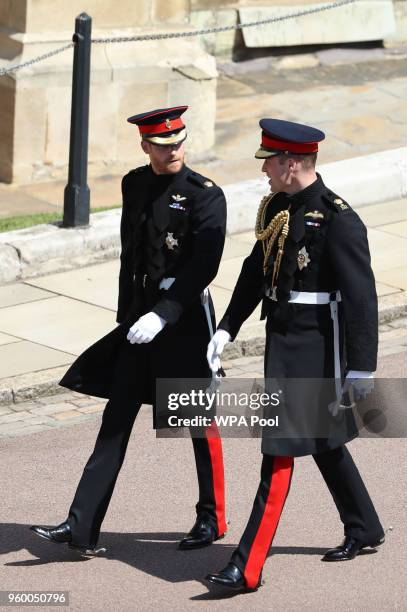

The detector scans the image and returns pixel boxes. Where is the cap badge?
[165,118,172,129]
[297,246,310,271]
[165,232,178,250]
[172,194,186,202]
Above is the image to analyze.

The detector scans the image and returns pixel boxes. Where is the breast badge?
[169,194,186,211]
[305,211,324,219]
[297,246,310,271]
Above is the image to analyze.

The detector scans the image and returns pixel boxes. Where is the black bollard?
[63,13,92,227]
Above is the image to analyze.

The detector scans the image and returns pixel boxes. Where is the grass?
[0,205,121,233]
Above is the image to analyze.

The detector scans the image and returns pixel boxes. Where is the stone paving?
[1,51,407,437]
[1,195,407,400]
[210,55,407,184]
[1,44,407,612]
[1,314,406,439]
[2,399,404,611]
[0,393,106,438]
[1,52,407,216]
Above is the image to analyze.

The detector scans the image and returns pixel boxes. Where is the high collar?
[285,173,324,209]
[147,163,188,186]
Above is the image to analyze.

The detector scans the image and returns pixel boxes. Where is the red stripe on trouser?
[205,422,227,536]
[244,456,294,588]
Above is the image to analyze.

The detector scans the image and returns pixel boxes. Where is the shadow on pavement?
[191,546,380,600]
[3,523,368,599]
[1,524,234,580]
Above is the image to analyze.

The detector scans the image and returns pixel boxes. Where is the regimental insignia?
[165,232,178,250]
[305,210,324,220]
[172,194,186,202]
[297,246,310,271]
[165,118,172,129]
[334,197,348,210]
[204,180,213,188]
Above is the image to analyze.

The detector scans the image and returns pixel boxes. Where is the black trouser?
[313,445,384,544]
[231,445,384,589]
[67,396,226,548]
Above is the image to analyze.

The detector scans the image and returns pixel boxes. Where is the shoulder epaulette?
[122,165,149,185]
[322,190,351,213]
[128,165,149,176]
[187,171,217,189]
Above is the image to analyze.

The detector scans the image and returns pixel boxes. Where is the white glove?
[329,370,374,416]
[127,312,166,344]
[207,329,231,373]
[343,370,374,400]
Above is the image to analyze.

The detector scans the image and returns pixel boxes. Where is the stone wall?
[0,0,215,184]
[0,0,405,185]
[0,0,191,30]
[386,0,407,45]
[189,0,399,56]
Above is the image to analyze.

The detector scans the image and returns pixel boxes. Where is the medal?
[165,232,178,250]
[297,246,310,270]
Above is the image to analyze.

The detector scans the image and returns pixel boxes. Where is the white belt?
[266,288,341,304]
[266,289,343,398]
[159,277,176,291]
[159,276,214,338]
[289,290,341,304]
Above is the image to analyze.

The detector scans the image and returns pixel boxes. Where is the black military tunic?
[219,173,378,456]
[60,163,227,408]
[58,163,228,549]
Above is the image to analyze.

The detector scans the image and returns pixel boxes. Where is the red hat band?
[262,134,319,154]
[139,117,185,136]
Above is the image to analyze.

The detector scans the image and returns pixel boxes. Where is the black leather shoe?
[30,522,105,556]
[30,521,72,544]
[205,562,261,592]
[322,535,385,561]
[178,518,221,550]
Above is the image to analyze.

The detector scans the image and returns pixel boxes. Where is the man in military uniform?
[30,106,227,554]
[205,118,384,592]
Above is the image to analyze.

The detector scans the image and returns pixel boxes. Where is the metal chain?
[92,0,356,44]
[0,42,74,77]
[0,0,355,77]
